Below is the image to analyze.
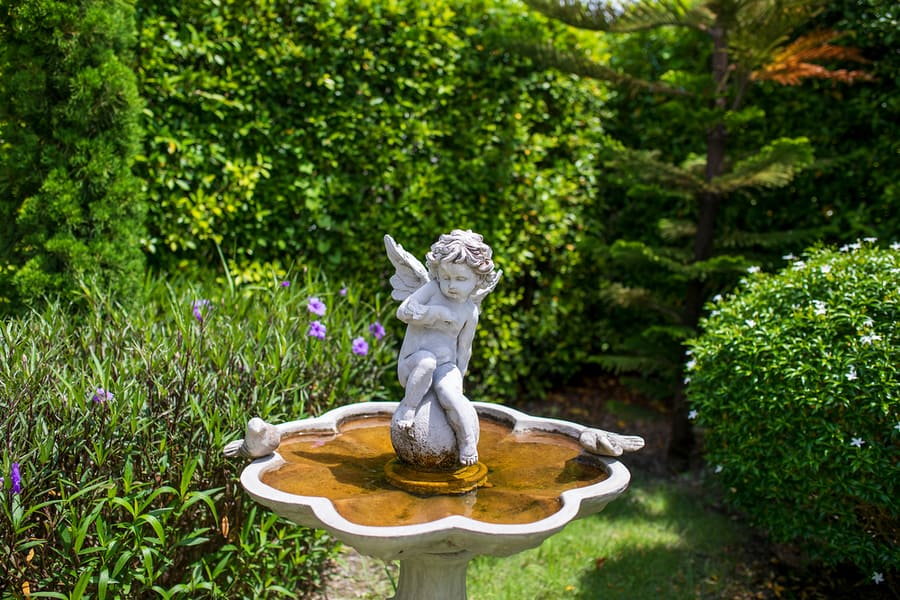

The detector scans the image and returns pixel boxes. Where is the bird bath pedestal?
[235,401,638,600]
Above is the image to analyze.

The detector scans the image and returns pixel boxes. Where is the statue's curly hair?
[426,229,496,282]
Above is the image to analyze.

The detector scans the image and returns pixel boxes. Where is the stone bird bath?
[227,232,642,598]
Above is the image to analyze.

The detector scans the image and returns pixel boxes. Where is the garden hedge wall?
[134,0,617,400]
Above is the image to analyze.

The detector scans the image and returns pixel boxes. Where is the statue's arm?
[456,308,479,376]
[397,281,444,325]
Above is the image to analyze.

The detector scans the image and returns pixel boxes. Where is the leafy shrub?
[686,242,899,580]
[0,273,394,598]
[0,0,147,311]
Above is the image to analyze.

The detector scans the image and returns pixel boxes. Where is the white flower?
[894,422,900,433]
[782,253,797,261]
[891,242,900,251]
[839,244,851,252]
[745,319,756,328]
[850,437,865,448]
[747,265,761,274]
[791,261,807,270]
[860,334,882,345]
[863,237,877,243]
[820,264,832,274]
[714,465,723,473]
[849,241,862,250]
[688,409,699,420]
[862,317,874,328]
[713,294,723,303]
[845,366,858,381]
[686,359,697,371]
[812,300,827,316]
[872,572,884,584]
[683,376,692,385]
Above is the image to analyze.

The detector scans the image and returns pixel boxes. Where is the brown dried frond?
[751,30,875,86]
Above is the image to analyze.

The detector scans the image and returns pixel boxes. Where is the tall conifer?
[0,0,146,312]
[517,0,871,469]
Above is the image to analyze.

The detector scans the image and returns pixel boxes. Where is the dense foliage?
[686,243,899,578]
[0,275,394,598]
[132,0,616,400]
[518,0,896,470]
[0,0,147,311]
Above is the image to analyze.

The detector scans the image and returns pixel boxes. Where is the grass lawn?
[323,474,757,599]
[466,475,748,599]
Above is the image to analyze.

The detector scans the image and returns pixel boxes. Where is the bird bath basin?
[238,401,635,600]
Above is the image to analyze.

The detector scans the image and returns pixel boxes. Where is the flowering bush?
[686,242,899,583]
[0,273,393,598]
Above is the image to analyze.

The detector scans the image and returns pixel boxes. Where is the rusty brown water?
[261,416,608,527]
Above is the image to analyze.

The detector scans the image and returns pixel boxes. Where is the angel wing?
[384,234,430,301]
[471,269,502,307]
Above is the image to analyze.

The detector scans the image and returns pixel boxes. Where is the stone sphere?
[390,392,458,470]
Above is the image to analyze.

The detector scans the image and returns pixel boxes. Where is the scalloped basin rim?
[241,402,632,546]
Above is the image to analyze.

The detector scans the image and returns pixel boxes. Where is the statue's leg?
[433,365,479,465]
[396,351,437,429]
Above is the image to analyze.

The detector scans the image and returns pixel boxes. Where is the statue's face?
[437,262,478,302]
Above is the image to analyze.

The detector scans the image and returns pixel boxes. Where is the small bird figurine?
[579,428,645,457]
[223,417,281,459]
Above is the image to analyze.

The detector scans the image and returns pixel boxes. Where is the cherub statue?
[384,230,501,466]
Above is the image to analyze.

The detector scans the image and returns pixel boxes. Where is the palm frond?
[685,254,751,278]
[607,148,706,195]
[601,282,684,321]
[728,0,829,75]
[716,226,823,250]
[658,218,696,241]
[507,40,691,96]
[710,137,814,193]
[524,0,714,34]
[751,29,875,85]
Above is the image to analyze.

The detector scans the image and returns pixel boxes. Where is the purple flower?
[10,462,21,495]
[307,320,326,340]
[92,388,114,403]
[307,297,327,316]
[340,287,348,297]
[351,337,369,356]
[369,321,386,340]
[192,299,211,322]
[280,280,291,288]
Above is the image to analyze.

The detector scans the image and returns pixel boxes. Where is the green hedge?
[686,242,899,578]
[134,0,614,400]
[0,274,394,598]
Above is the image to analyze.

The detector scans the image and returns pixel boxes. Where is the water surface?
[262,416,608,527]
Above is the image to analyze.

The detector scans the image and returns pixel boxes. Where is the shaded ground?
[318,375,895,599]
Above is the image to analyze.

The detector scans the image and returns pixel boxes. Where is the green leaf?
[70,567,93,600]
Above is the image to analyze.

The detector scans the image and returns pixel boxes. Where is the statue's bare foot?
[396,407,416,431]
[458,448,478,466]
